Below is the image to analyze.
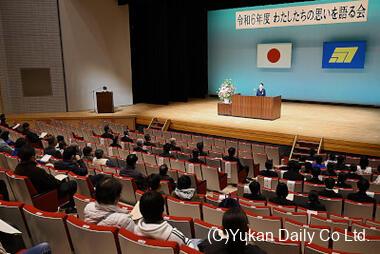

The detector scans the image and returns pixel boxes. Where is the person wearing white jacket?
[84,176,135,232]
[135,191,198,249]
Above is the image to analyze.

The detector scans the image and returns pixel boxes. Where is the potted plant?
[217,79,235,104]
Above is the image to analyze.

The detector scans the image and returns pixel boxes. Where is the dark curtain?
[129,0,208,104]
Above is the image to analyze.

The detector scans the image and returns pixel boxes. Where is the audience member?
[301,191,326,211]
[303,162,313,173]
[322,163,337,176]
[188,149,204,164]
[120,154,147,190]
[223,147,248,174]
[0,131,13,154]
[196,142,208,156]
[110,136,122,148]
[335,155,347,171]
[158,164,175,189]
[120,130,133,143]
[144,134,155,147]
[11,138,27,157]
[43,136,62,158]
[312,156,325,170]
[307,167,323,184]
[171,175,200,202]
[84,176,134,230]
[346,164,362,180]
[160,143,174,158]
[135,191,197,248]
[92,149,114,167]
[219,198,240,209]
[0,131,13,146]
[21,122,41,146]
[199,207,266,254]
[259,160,278,177]
[283,160,303,181]
[243,181,266,201]
[14,145,77,212]
[269,183,295,206]
[147,173,164,194]
[168,138,181,151]
[101,125,113,139]
[0,180,9,201]
[82,146,93,161]
[325,153,337,164]
[305,148,317,161]
[357,156,372,174]
[56,135,67,150]
[54,146,88,176]
[133,139,148,153]
[0,114,9,128]
[347,178,375,203]
[318,178,342,198]
[336,173,352,188]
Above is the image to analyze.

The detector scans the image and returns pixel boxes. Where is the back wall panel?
[208,0,380,106]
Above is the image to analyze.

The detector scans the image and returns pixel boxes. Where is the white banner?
[236,0,368,30]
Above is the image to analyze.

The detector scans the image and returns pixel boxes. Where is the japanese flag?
[257,43,292,68]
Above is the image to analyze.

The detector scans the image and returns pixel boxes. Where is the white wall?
[58,0,133,111]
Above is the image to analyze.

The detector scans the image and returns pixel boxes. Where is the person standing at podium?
[256,83,266,96]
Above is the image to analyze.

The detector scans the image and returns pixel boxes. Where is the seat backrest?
[253,153,268,170]
[304,243,342,254]
[68,172,93,197]
[166,197,202,219]
[240,201,271,216]
[344,199,374,220]
[319,196,343,215]
[23,205,72,254]
[158,180,171,195]
[310,215,349,230]
[366,219,380,227]
[303,182,325,193]
[5,155,19,171]
[252,144,265,154]
[143,153,157,166]
[179,245,203,254]
[257,176,278,190]
[351,222,380,237]
[73,193,94,220]
[221,160,239,185]
[201,165,223,192]
[66,215,119,254]
[0,169,15,200]
[272,208,308,224]
[118,228,178,254]
[332,227,380,254]
[136,161,147,176]
[279,179,303,193]
[185,162,202,180]
[202,203,227,226]
[0,200,32,248]
[246,212,282,238]
[377,204,380,221]
[254,239,301,254]
[193,219,219,239]
[6,171,34,205]
[146,164,159,176]
[205,157,222,167]
[265,146,280,166]
[170,159,186,171]
[114,175,137,205]
[164,215,193,238]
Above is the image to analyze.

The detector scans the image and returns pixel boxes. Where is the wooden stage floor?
[8,98,380,156]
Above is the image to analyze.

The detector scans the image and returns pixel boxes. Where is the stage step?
[289,135,324,161]
[148,117,171,131]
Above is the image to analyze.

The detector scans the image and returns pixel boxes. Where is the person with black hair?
[43,136,62,159]
[147,173,164,194]
[14,145,77,212]
[335,155,347,171]
[11,137,27,157]
[0,114,9,128]
[199,207,266,254]
[21,122,41,146]
[305,148,317,162]
[319,178,342,198]
[0,131,13,154]
[219,198,240,209]
[101,125,114,139]
[110,136,122,148]
[259,160,278,177]
[120,154,147,190]
[269,183,295,206]
[135,191,196,248]
[346,164,362,180]
[223,147,248,175]
[54,146,88,176]
[120,130,133,143]
[188,149,204,164]
[168,138,181,151]
[347,178,376,203]
[171,175,200,202]
[159,143,175,158]
[301,191,326,211]
[92,149,115,167]
[84,176,134,230]
[143,134,155,147]
[133,139,148,153]
[312,156,325,170]
[158,164,175,189]
[196,142,208,156]
[82,146,93,161]
[0,131,13,146]
[283,160,303,181]
[303,162,313,173]
[336,173,352,188]
[307,167,324,184]
[374,166,380,184]
[243,181,266,201]
[322,163,337,177]
[357,156,372,174]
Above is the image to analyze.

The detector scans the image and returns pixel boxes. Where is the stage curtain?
[129,0,208,104]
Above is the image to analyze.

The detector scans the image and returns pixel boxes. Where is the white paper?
[39,132,48,139]
[12,123,20,130]
[39,154,51,163]
[244,184,251,194]
[55,174,68,181]
[366,191,375,198]
[0,219,22,234]
[87,143,92,147]
[264,177,272,189]
[188,163,194,174]
[286,181,296,192]
[225,162,232,179]
[100,138,105,145]
[158,157,164,166]
[130,201,143,221]
[108,147,113,156]
[286,193,294,201]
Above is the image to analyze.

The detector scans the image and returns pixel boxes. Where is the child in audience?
[243,181,266,201]
[135,191,197,249]
[319,178,342,198]
[301,191,326,211]
[347,178,376,203]
[198,207,266,254]
[171,175,200,202]
[259,160,278,177]
[269,183,295,206]
[84,176,134,231]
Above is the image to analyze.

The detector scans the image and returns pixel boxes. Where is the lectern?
[96,91,114,113]
[217,95,281,120]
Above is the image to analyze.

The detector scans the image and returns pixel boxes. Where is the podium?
[217,95,281,120]
[96,91,114,113]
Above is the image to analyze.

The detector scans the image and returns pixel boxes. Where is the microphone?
[102,86,108,91]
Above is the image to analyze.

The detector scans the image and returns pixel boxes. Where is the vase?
[223,98,230,104]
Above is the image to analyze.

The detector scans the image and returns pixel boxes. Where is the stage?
[8,98,380,157]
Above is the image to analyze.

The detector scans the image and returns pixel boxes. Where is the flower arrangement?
[217,79,235,103]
